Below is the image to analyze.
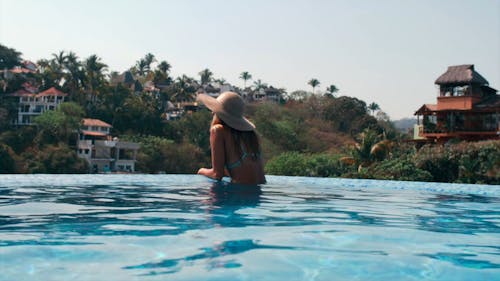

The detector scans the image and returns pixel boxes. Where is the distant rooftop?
[37,87,67,97]
[82,118,112,128]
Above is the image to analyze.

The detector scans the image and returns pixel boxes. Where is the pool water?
[0,175,499,281]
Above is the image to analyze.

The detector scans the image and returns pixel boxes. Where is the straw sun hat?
[196,91,255,131]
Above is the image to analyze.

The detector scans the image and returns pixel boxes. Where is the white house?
[8,86,67,125]
[77,118,140,173]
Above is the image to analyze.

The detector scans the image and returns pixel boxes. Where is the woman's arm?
[197,125,226,180]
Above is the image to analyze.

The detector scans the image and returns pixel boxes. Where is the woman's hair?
[212,114,261,158]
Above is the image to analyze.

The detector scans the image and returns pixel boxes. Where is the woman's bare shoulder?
[210,124,228,134]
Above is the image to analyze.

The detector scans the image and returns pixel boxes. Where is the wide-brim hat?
[196,91,255,131]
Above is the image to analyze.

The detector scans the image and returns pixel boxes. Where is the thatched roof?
[435,64,489,85]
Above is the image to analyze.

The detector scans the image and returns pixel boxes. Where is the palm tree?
[199,68,213,85]
[239,71,252,88]
[52,51,67,71]
[172,75,196,103]
[144,53,156,69]
[368,102,380,115]
[340,128,391,172]
[51,50,68,86]
[158,60,171,74]
[253,79,267,90]
[83,54,108,103]
[135,59,148,76]
[326,84,339,97]
[214,78,226,84]
[308,78,320,94]
[63,51,84,101]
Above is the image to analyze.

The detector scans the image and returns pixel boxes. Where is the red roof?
[7,89,35,97]
[37,87,68,97]
[10,67,35,74]
[82,118,112,128]
[414,104,437,115]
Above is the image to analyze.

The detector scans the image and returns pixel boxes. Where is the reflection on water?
[124,239,296,275]
[0,175,499,281]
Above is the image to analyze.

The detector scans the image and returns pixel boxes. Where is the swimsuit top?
[225,143,261,170]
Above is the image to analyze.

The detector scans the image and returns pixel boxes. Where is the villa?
[77,118,140,173]
[414,64,499,143]
[7,85,68,125]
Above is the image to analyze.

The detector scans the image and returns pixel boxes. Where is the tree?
[33,102,85,144]
[83,54,108,103]
[171,75,196,103]
[199,68,213,85]
[116,92,163,135]
[287,90,309,101]
[340,128,392,172]
[23,143,89,173]
[308,78,320,94]
[144,53,156,70]
[0,44,22,69]
[325,84,339,97]
[368,102,380,116]
[240,71,252,88]
[63,51,85,103]
[322,96,377,134]
[135,59,148,76]
[253,79,267,90]
[158,60,171,74]
[52,51,68,72]
[214,77,226,84]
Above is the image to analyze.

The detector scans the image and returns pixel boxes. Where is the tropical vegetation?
[1,44,498,184]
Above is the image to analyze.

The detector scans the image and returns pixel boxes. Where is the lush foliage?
[265,152,347,177]
[21,144,89,173]
[1,45,497,184]
[126,135,208,174]
[414,141,500,184]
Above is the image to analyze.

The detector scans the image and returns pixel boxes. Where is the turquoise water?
[0,175,499,281]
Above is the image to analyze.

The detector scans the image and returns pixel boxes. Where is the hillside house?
[414,64,499,143]
[7,86,67,125]
[77,118,140,173]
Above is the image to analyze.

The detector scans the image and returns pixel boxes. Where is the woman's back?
[218,125,266,185]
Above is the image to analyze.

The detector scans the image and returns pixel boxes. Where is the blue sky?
[1,0,499,119]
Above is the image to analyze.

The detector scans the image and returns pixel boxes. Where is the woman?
[196,91,266,185]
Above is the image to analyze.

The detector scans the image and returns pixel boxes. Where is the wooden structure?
[414,65,499,143]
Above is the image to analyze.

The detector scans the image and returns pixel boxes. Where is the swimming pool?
[0,175,498,281]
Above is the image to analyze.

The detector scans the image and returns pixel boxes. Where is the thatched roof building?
[435,64,489,85]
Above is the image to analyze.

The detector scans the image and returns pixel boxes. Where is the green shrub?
[414,145,459,182]
[414,141,500,184]
[265,152,345,177]
[367,157,433,182]
[22,144,89,173]
[130,135,208,174]
[454,141,500,184]
[265,152,309,176]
